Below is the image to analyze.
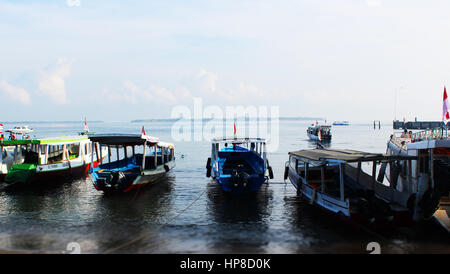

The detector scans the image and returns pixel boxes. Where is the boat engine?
[107,171,126,189]
[356,191,394,223]
[230,169,251,189]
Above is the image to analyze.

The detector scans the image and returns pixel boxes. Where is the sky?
[1,0,450,122]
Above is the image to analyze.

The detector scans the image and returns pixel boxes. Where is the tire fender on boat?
[268,166,274,179]
[206,157,212,178]
[283,162,289,180]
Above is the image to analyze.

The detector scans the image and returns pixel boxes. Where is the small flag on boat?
[444,86,450,122]
[142,126,146,135]
[234,122,237,137]
[84,117,89,132]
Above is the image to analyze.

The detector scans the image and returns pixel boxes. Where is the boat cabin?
[88,134,175,192]
[286,149,419,222]
[210,137,268,177]
[207,137,273,193]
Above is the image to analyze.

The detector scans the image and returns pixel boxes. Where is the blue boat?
[88,133,175,193]
[206,137,273,194]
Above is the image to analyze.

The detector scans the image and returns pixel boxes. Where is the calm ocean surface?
[0,120,448,254]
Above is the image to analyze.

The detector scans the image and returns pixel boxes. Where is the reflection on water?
[205,181,273,253]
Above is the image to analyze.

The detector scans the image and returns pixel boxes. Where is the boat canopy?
[0,140,32,146]
[289,148,416,163]
[88,133,160,146]
[211,137,266,144]
[31,135,89,145]
[157,141,175,149]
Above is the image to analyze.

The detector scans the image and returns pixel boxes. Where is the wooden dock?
[393,120,448,130]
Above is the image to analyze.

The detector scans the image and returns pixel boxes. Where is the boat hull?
[1,160,100,190]
[92,160,175,193]
[214,175,267,194]
[288,165,415,228]
[307,132,331,141]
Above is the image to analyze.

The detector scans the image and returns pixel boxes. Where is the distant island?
[131,117,323,122]
[3,121,104,124]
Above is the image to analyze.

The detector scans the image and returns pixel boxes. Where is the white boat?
[5,125,34,140]
[6,125,33,135]
[386,128,449,228]
[3,135,107,186]
[333,121,350,126]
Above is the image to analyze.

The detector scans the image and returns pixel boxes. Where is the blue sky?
[1,0,450,122]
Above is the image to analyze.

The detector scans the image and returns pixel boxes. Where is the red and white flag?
[84,117,89,132]
[141,126,146,136]
[233,122,237,137]
[444,86,450,122]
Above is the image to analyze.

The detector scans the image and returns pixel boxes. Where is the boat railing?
[411,127,449,141]
[391,127,449,143]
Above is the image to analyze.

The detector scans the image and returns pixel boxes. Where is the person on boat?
[400,129,409,138]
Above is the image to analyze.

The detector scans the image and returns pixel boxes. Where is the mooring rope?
[102,188,206,254]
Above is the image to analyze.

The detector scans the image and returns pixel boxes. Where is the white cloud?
[38,58,72,104]
[93,81,178,105]
[66,0,81,7]
[195,70,218,94]
[0,80,31,105]
[366,0,382,7]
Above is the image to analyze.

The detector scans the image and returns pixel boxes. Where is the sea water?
[0,120,448,254]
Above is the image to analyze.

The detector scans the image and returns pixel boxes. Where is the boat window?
[66,144,80,159]
[296,160,305,177]
[47,144,64,164]
[289,157,296,170]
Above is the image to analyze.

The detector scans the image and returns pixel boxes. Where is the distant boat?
[333,121,350,126]
[307,123,332,141]
[5,125,33,140]
[206,137,273,194]
[88,133,175,193]
[3,135,106,187]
